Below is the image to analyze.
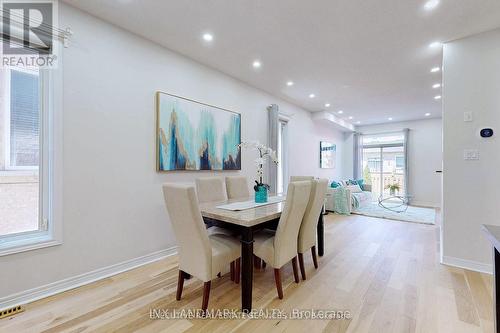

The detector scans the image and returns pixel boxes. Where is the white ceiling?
[63,0,500,125]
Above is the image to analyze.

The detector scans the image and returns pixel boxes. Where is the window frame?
[0,57,63,256]
[276,115,289,194]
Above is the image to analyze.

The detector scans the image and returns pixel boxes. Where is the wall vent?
[0,305,24,319]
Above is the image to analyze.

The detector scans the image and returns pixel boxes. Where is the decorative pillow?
[347,179,358,185]
[330,181,341,188]
[356,179,365,191]
[346,184,362,193]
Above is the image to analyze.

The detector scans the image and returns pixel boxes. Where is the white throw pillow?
[347,184,362,193]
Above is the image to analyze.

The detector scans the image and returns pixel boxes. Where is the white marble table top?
[200,195,285,227]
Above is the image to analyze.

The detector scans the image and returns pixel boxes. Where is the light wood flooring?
[0,213,494,333]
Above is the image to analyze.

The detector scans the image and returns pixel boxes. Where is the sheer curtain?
[267,104,279,193]
[403,128,410,203]
[353,132,363,179]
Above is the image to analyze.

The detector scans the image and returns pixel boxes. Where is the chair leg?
[291,257,300,283]
[274,268,284,299]
[235,258,241,284]
[230,261,235,281]
[298,253,306,280]
[254,255,262,269]
[311,246,319,269]
[176,270,185,301]
[201,281,211,312]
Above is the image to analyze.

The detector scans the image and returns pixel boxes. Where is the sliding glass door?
[361,133,406,200]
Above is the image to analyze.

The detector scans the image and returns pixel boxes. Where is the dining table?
[199,195,325,312]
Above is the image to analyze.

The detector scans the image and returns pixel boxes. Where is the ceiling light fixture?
[424,0,440,11]
[348,116,353,120]
[309,93,315,98]
[430,67,441,73]
[286,81,294,86]
[324,103,330,107]
[425,113,431,116]
[434,95,442,100]
[202,33,214,42]
[337,110,344,114]
[433,83,441,89]
[356,121,361,124]
[429,41,442,48]
[252,60,261,68]
[388,117,393,121]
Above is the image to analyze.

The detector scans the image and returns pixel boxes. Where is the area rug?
[352,202,436,225]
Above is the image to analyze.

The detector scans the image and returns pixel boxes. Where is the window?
[276,119,288,194]
[361,132,407,200]
[8,69,40,169]
[0,66,60,255]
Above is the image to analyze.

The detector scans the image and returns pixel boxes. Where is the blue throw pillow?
[356,179,365,191]
[348,179,358,185]
[331,181,341,188]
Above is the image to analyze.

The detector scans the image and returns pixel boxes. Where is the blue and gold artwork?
[156,92,241,171]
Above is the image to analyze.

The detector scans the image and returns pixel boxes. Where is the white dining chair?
[195,177,234,239]
[225,176,250,200]
[162,183,241,312]
[290,176,314,182]
[297,178,328,280]
[253,181,311,299]
[195,177,227,203]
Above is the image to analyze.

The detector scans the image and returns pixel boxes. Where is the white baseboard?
[0,246,178,311]
[441,255,492,274]
[411,200,440,208]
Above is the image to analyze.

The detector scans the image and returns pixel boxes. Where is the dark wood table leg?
[494,247,500,333]
[317,214,324,257]
[241,227,254,312]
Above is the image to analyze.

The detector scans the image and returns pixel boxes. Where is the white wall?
[0,4,347,299]
[357,118,443,207]
[442,28,500,273]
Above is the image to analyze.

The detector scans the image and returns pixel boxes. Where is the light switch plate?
[463,149,479,160]
[464,111,473,122]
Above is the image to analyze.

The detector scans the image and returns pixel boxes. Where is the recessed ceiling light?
[434,95,442,100]
[430,67,441,73]
[324,103,330,107]
[425,113,431,116]
[433,83,441,89]
[348,116,353,120]
[424,0,440,11]
[286,81,294,86]
[337,110,344,114]
[429,41,442,48]
[356,121,361,124]
[309,93,315,98]
[388,117,393,121]
[252,60,261,68]
[202,33,214,42]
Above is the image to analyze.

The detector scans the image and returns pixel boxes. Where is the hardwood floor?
[0,213,494,333]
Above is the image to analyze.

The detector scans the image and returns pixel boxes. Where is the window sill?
[0,235,61,256]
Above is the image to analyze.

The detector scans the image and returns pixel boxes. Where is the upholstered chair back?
[225,176,250,200]
[162,183,212,281]
[273,181,311,267]
[290,176,314,182]
[298,179,328,253]
[195,177,227,203]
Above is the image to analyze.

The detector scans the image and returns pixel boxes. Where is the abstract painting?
[320,141,336,169]
[156,92,241,171]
